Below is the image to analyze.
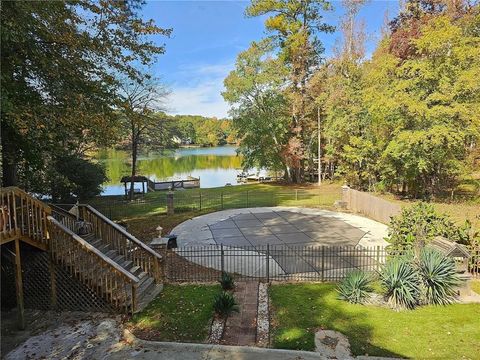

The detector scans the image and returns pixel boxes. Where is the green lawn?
[129,284,220,342]
[89,182,342,220]
[87,182,342,241]
[471,280,480,295]
[270,283,480,359]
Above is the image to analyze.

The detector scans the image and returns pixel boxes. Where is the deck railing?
[78,205,162,281]
[47,216,139,312]
[1,187,51,247]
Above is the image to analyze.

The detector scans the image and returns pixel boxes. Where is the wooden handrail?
[1,187,51,213]
[80,204,162,261]
[50,204,77,218]
[48,216,140,284]
[1,187,51,247]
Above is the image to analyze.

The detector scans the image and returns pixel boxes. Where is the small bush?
[219,272,235,291]
[213,291,239,317]
[337,270,373,304]
[417,248,459,305]
[381,256,421,310]
[387,202,471,245]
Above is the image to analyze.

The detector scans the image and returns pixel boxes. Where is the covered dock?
[120,175,200,195]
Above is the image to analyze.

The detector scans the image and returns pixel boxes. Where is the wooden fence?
[342,186,402,224]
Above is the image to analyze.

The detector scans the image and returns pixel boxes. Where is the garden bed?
[269,283,480,358]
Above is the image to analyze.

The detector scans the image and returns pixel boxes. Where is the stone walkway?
[221,281,258,346]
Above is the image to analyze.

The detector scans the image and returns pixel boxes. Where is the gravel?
[208,316,225,344]
[256,282,269,347]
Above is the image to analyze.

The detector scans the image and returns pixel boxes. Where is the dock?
[120,175,200,195]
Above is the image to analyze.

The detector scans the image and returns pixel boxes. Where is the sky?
[143,0,400,118]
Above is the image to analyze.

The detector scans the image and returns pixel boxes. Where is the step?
[137,277,155,297]
[135,283,163,313]
[129,266,142,276]
[82,233,96,243]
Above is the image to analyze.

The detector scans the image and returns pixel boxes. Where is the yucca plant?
[337,270,373,304]
[381,256,421,310]
[213,291,239,317]
[219,271,235,291]
[417,248,459,305]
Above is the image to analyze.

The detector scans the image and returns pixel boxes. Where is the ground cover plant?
[129,284,219,342]
[270,283,480,358]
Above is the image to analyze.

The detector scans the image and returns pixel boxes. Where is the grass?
[87,180,479,241]
[270,283,480,359]
[129,284,220,342]
[471,280,480,295]
[89,182,342,241]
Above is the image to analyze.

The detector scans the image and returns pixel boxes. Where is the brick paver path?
[221,281,258,346]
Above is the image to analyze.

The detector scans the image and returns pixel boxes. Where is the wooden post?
[131,283,137,314]
[142,181,145,194]
[14,238,25,329]
[167,192,174,215]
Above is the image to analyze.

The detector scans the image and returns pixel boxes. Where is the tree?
[119,78,168,199]
[364,11,480,196]
[310,0,370,186]
[1,0,170,196]
[223,40,291,175]
[246,0,334,182]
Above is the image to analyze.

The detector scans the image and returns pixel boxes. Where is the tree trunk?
[129,131,138,201]
[1,122,18,187]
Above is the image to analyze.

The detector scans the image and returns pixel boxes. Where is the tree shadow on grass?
[270,283,406,358]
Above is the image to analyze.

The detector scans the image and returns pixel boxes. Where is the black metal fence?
[89,189,341,220]
[161,243,480,282]
[162,244,399,282]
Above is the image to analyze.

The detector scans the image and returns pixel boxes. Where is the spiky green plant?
[337,270,373,304]
[417,248,459,305]
[213,291,239,317]
[219,271,235,291]
[381,256,421,310]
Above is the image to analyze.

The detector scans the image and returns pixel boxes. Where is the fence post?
[266,244,270,283]
[376,246,380,272]
[221,192,224,210]
[295,189,298,201]
[167,191,174,215]
[221,244,225,273]
[321,245,325,282]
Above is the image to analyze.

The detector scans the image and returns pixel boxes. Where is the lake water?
[95,146,244,195]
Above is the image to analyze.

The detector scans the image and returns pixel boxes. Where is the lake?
[95,146,244,195]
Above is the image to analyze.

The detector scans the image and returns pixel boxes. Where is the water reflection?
[95,146,244,195]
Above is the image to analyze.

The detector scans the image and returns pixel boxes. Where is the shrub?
[388,203,468,245]
[381,255,421,310]
[219,272,235,291]
[213,291,239,317]
[337,270,373,304]
[417,248,459,305]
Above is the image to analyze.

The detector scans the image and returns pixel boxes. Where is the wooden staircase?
[1,187,163,314]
